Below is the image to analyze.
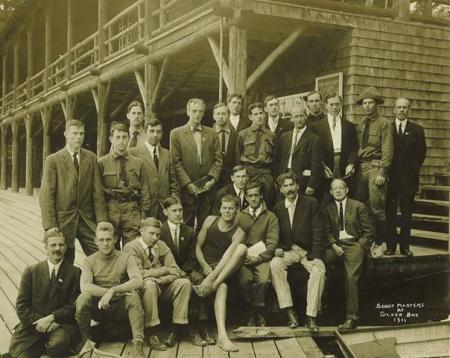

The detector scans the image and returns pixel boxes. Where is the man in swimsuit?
[194,194,247,352]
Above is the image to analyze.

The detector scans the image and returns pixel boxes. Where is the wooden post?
[151,58,170,113]
[27,19,34,99]
[98,0,108,63]
[41,106,52,161]
[423,0,432,17]
[144,0,157,40]
[25,114,33,195]
[393,0,410,20]
[11,120,19,192]
[2,51,7,114]
[144,63,158,119]
[97,80,111,156]
[44,2,53,91]
[67,0,74,80]
[13,40,19,107]
[0,125,8,190]
[228,25,247,96]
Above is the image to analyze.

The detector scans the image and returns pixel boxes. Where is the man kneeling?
[195,195,247,352]
[76,222,145,358]
[124,218,191,351]
[9,231,81,358]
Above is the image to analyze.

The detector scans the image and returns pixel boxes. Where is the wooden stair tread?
[411,229,448,242]
[412,213,448,222]
[421,185,450,192]
[415,198,449,207]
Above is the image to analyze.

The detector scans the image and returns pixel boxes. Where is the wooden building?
[0,0,449,196]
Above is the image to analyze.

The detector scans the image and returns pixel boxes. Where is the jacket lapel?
[293,129,309,155]
[38,261,51,299]
[183,125,199,154]
[62,148,79,177]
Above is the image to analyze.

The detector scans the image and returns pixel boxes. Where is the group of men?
[9,86,426,357]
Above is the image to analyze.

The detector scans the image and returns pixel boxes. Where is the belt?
[107,192,138,203]
[361,159,382,167]
[245,163,271,169]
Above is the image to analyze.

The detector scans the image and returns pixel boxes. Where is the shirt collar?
[129,127,144,137]
[335,197,347,209]
[47,259,63,276]
[66,146,80,157]
[233,184,242,196]
[144,140,158,154]
[215,124,231,133]
[294,126,307,136]
[268,114,280,124]
[139,236,150,251]
[111,149,128,160]
[229,114,240,120]
[327,113,341,122]
[188,122,202,132]
[167,220,180,232]
[395,118,408,127]
[284,194,298,209]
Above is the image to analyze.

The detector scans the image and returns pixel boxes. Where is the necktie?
[361,120,371,149]
[192,127,202,164]
[239,191,243,210]
[173,226,179,254]
[398,122,403,136]
[73,152,79,173]
[118,156,129,187]
[332,116,337,130]
[153,147,159,170]
[221,130,226,155]
[50,267,56,285]
[148,248,154,263]
[288,130,299,168]
[339,202,344,231]
[129,131,138,148]
[252,208,257,220]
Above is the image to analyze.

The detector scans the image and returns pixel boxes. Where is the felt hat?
[356,86,384,105]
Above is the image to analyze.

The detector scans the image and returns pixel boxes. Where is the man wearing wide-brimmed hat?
[353,87,394,259]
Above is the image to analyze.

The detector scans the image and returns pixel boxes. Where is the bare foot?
[217,336,239,352]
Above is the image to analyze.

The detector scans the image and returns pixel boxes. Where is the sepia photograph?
[0,0,449,357]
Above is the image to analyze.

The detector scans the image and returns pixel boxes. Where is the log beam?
[246,26,305,91]
[207,35,230,90]
[96,80,111,156]
[151,57,170,112]
[134,70,146,106]
[0,125,8,190]
[228,25,247,95]
[98,0,108,62]
[11,120,19,192]
[66,0,74,80]
[41,106,52,161]
[25,114,34,195]
[44,1,53,91]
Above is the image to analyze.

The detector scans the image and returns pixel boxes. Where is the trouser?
[141,278,191,327]
[246,166,274,208]
[107,200,141,248]
[325,241,365,320]
[61,216,98,264]
[9,325,79,358]
[270,245,326,317]
[75,291,144,342]
[238,262,271,307]
[183,196,213,232]
[386,188,415,251]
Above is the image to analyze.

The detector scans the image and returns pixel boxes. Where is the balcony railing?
[70,32,99,77]
[29,69,45,98]
[48,55,67,89]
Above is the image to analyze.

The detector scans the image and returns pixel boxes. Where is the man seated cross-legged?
[194,195,247,352]
[75,222,146,358]
[124,218,191,351]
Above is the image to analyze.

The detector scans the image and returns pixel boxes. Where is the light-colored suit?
[39,148,107,262]
[129,143,179,218]
[170,124,223,227]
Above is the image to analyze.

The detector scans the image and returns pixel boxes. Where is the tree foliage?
[0,0,23,32]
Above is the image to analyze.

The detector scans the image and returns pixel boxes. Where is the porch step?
[420,185,450,201]
[414,198,449,216]
[411,213,448,233]
[435,172,450,186]
[410,229,448,242]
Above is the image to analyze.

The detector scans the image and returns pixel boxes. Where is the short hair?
[144,118,162,131]
[232,164,247,175]
[65,119,84,131]
[276,171,300,187]
[220,194,239,208]
[96,222,115,237]
[109,121,129,137]
[248,102,264,116]
[395,97,410,107]
[244,180,262,195]
[140,217,162,230]
[291,105,307,117]
[330,178,348,190]
[306,91,322,101]
[325,92,342,104]
[127,100,144,113]
[161,195,182,209]
[186,98,206,111]
[43,230,66,246]
[213,102,229,113]
[264,94,278,107]
[227,93,244,103]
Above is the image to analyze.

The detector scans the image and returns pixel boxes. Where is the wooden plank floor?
[0,189,447,357]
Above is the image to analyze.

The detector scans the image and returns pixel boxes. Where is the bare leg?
[211,244,246,290]
[215,283,238,352]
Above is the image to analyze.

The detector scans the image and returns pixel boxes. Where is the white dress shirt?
[229,114,240,131]
[327,114,342,154]
[268,115,280,133]
[167,220,180,252]
[287,126,307,168]
[47,259,63,278]
[395,118,408,135]
[285,195,299,227]
[335,198,354,240]
[144,141,159,161]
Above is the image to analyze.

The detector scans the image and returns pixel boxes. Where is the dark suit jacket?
[170,124,223,204]
[389,120,426,194]
[9,260,81,356]
[213,124,238,187]
[231,115,251,133]
[159,221,197,273]
[265,116,294,142]
[212,183,248,215]
[275,129,323,191]
[273,195,324,260]
[129,143,179,216]
[323,198,374,250]
[310,117,359,177]
[39,148,107,242]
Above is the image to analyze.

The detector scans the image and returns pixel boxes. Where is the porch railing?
[70,32,99,77]
[48,55,67,89]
